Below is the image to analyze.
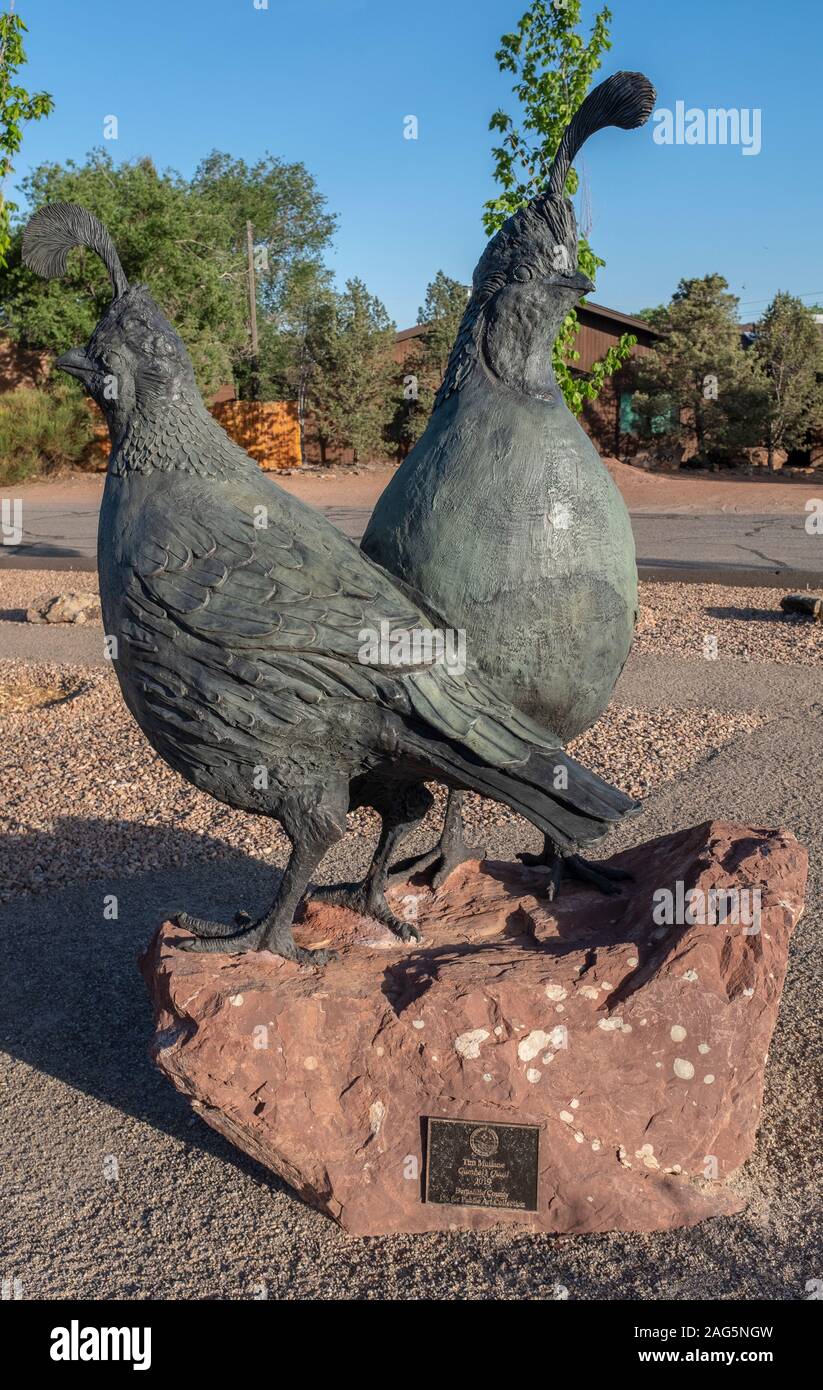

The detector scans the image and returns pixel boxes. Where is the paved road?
[1,495,822,586]
[631,511,823,585]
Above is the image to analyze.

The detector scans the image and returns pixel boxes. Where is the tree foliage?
[305,278,397,463]
[192,150,336,401]
[484,0,634,413]
[628,274,769,461]
[391,271,469,455]
[0,148,336,398]
[0,5,53,268]
[484,0,612,234]
[751,292,823,465]
[0,382,93,484]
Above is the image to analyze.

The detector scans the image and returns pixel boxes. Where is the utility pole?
[246,219,260,401]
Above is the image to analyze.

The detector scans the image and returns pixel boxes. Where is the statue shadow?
[381,858,636,1013]
[0,816,295,1191]
[704,606,797,624]
[1,541,87,561]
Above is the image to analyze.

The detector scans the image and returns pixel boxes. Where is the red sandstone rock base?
[141,820,807,1236]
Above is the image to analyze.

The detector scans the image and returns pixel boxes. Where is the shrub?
[0,384,95,483]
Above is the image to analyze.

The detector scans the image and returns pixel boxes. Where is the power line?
[739,289,823,306]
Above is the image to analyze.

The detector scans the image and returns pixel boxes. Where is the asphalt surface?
[2,496,823,587]
[1,648,820,1300]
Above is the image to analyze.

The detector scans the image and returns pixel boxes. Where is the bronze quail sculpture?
[362,72,655,898]
[23,202,638,960]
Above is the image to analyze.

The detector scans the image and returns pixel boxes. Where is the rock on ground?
[142,820,806,1238]
[26,590,101,624]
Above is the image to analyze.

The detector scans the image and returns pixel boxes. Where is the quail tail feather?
[404,730,639,853]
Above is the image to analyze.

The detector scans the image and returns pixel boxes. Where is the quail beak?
[544,268,594,296]
[565,269,595,295]
[56,347,95,380]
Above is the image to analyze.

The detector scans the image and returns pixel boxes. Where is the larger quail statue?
[23,203,638,960]
[362,72,655,897]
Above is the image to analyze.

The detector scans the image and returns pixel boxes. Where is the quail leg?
[518,835,633,901]
[310,880,419,943]
[312,785,431,941]
[177,909,335,963]
[177,803,344,961]
[175,908,252,937]
[388,790,483,891]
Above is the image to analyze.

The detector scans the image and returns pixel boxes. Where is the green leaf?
[485,1,623,409]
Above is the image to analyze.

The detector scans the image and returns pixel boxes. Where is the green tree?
[391,271,469,455]
[0,151,245,393]
[0,147,336,399]
[483,0,636,414]
[256,260,337,462]
[417,271,470,375]
[0,381,94,484]
[191,150,336,399]
[629,274,768,462]
[0,4,53,268]
[751,293,823,467]
[306,278,397,463]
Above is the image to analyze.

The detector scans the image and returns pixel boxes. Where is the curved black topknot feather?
[548,71,657,199]
[22,202,129,298]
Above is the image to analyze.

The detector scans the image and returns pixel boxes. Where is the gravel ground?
[0,658,766,902]
[634,582,823,665]
[0,567,99,619]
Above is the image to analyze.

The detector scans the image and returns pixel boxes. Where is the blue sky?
[10,0,822,327]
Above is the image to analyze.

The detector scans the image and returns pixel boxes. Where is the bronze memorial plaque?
[424,1117,540,1211]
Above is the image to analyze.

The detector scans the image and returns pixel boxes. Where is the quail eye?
[512,264,533,283]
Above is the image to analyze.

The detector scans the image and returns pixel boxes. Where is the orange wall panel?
[211,399,302,470]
